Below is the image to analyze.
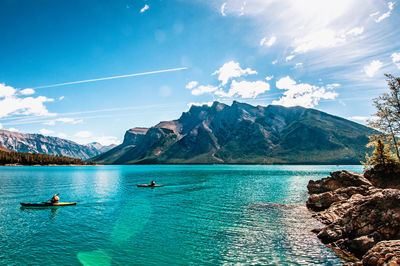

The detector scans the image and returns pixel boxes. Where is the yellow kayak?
[20,202,77,207]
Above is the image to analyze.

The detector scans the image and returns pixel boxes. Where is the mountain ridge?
[93,101,376,165]
[0,129,115,160]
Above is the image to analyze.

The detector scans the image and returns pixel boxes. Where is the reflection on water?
[0,165,363,265]
[20,207,61,221]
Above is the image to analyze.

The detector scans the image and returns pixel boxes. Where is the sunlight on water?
[77,249,111,266]
[110,197,152,244]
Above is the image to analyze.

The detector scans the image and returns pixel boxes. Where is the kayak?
[20,202,77,207]
[137,184,164,187]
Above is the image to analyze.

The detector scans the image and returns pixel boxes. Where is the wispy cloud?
[140,4,149,13]
[285,55,295,62]
[44,117,83,126]
[191,85,218,96]
[39,128,54,136]
[260,36,276,47]
[364,60,383,77]
[375,1,395,23]
[392,52,400,69]
[32,67,187,89]
[220,2,227,16]
[186,81,198,89]
[347,116,369,122]
[74,131,92,138]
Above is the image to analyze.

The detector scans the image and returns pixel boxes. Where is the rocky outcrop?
[122,128,148,146]
[307,170,400,264]
[0,129,114,160]
[364,166,400,190]
[353,240,400,265]
[93,101,376,164]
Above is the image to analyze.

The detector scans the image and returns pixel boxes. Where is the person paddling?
[50,193,60,203]
[150,180,155,186]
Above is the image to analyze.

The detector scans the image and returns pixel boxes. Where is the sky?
[0,0,399,145]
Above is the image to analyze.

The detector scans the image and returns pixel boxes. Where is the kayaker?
[150,180,155,186]
[51,194,59,203]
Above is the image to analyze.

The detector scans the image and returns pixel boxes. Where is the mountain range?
[93,101,376,164]
[0,129,115,160]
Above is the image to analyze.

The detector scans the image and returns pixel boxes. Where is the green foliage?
[0,150,93,166]
[362,135,397,169]
[366,74,400,169]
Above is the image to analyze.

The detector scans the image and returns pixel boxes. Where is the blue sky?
[0,0,399,145]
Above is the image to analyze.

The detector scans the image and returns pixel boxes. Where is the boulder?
[348,240,400,265]
[307,170,372,195]
[307,169,400,263]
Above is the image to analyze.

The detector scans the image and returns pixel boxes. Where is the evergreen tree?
[363,135,397,169]
[367,74,400,165]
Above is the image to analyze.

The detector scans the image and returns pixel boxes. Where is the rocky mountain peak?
[93,101,376,165]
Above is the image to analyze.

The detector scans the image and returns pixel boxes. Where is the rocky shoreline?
[306,169,400,265]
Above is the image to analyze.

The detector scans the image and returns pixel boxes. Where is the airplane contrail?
[32,67,187,89]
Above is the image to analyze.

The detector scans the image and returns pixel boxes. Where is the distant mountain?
[86,142,117,153]
[92,101,376,165]
[0,130,114,160]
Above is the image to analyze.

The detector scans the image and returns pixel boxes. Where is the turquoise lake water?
[0,165,363,265]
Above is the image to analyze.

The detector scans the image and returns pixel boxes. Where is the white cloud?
[363,60,383,77]
[327,83,341,89]
[0,83,16,98]
[392,52,400,69]
[93,136,121,146]
[272,59,278,65]
[186,81,198,89]
[347,116,369,122]
[0,96,54,118]
[216,80,270,98]
[58,96,65,101]
[57,132,67,139]
[375,2,395,23]
[265,75,274,81]
[19,88,35,95]
[191,85,218,96]
[39,128,54,136]
[187,102,214,108]
[273,76,338,108]
[286,55,295,62]
[57,118,83,124]
[8,128,19,132]
[212,61,257,85]
[74,131,92,138]
[294,29,347,53]
[140,4,149,13]
[0,83,54,118]
[347,26,364,36]
[370,11,380,17]
[295,63,303,68]
[221,2,227,16]
[43,120,56,126]
[260,36,276,47]
[43,117,83,126]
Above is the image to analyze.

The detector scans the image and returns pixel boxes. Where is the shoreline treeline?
[0,148,95,166]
